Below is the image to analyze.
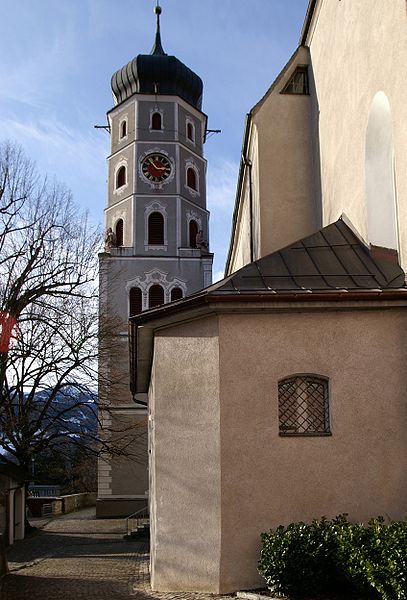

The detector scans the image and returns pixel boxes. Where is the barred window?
[281,66,309,95]
[148,212,164,245]
[278,375,330,436]
[149,284,164,309]
[170,287,183,302]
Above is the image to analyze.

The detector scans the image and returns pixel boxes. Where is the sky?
[0,0,310,280]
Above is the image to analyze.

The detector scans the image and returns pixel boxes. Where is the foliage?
[259,515,406,600]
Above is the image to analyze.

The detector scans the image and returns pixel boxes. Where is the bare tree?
[0,141,145,484]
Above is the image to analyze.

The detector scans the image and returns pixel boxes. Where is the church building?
[129,0,407,593]
[97,6,213,518]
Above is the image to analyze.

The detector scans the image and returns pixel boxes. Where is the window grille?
[148,212,164,245]
[170,287,183,302]
[149,284,164,309]
[278,375,330,436]
[189,219,198,248]
[115,219,124,247]
[152,112,162,130]
[129,287,142,316]
[187,167,197,190]
[281,66,309,95]
[117,166,126,188]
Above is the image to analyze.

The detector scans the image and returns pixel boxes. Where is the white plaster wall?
[307,0,407,262]
[149,317,222,592]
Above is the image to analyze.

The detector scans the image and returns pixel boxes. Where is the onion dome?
[111,5,203,110]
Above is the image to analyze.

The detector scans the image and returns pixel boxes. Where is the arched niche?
[365,91,398,250]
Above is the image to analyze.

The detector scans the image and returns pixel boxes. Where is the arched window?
[149,284,164,309]
[187,122,194,141]
[115,219,124,247]
[187,167,197,191]
[189,219,198,248]
[278,375,330,436]
[116,166,126,188]
[129,287,142,317]
[366,92,398,250]
[120,121,127,139]
[148,212,164,245]
[170,287,183,302]
[151,112,162,130]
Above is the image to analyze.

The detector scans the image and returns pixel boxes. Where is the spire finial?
[151,2,166,56]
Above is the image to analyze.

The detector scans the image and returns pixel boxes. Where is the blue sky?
[0,0,309,279]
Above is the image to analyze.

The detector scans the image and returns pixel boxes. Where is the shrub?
[259,515,406,600]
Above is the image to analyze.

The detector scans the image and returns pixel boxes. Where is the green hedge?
[259,515,406,599]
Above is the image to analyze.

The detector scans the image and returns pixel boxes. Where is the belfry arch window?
[365,91,398,250]
[187,167,197,191]
[115,219,124,247]
[116,165,126,189]
[148,212,164,245]
[149,284,164,309]
[151,112,162,131]
[120,120,127,139]
[189,219,198,248]
[129,287,142,317]
[187,121,195,142]
[170,287,183,302]
[278,375,330,436]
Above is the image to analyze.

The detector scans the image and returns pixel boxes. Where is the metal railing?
[126,505,149,537]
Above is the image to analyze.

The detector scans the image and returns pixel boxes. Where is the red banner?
[0,312,18,352]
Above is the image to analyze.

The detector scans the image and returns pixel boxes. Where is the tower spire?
[151,2,166,56]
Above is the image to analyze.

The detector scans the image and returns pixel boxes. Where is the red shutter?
[148,212,164,245]
[149,285,164,308]
[129,287,142,316]
[170,287,183,302]
[115,219,124,247]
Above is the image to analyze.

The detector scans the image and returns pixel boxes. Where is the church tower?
[97,5,213,518]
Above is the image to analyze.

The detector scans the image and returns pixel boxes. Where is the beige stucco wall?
[149,317,222,592]
[306,0,407,264]
[218,307,407,590]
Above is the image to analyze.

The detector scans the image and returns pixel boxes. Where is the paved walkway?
[1,507,230,600]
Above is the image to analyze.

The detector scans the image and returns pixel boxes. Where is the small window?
[116,166,126,188]
[129,287,142,316]
[281,66,309,95]
[115,219,124,247]
[149,284,164,309]
[187,167,197,191]
[278,375,330,436]
[120,121,127,139]
[189,220,198,248]
[187,122,194,142]
[170,287,183,302]
[148,212,164,245]
[151,112,162,130]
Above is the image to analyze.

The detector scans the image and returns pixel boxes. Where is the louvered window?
[117,166,126,188]
[149,285,164,309]
[129,287,142,317]
[152,112,162,130]
[148,212,164,245]
[278,375,330,436]
[189,220,198,248]
[115,219,124,247]
[170,287,183,302]
[187,168,197,190]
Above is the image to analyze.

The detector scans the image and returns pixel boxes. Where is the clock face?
[141,153,172,183]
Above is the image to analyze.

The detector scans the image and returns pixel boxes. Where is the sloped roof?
[213,219,405,295]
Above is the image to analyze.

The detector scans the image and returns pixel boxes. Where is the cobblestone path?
[1,507,231,600]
